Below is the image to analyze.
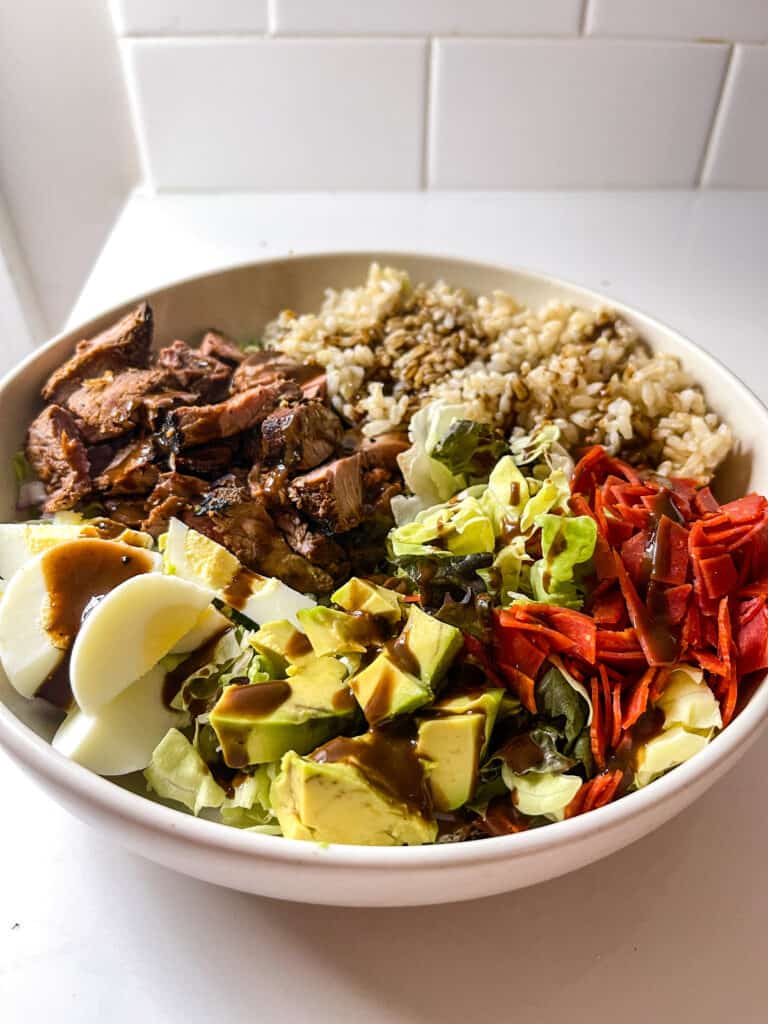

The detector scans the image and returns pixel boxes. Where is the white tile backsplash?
[703,46,768,187]
[272,0,583,37]
[114,0,269,36]
[586,0,768,43]
[430,39,729,188]
[123,38,426,190]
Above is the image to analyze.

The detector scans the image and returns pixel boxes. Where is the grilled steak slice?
[358,432,409,471]
[175,439,240,479]
[104,498,150,527]
[199,330,245,366]
[42,302,152,402]
[157,340,231,401]
[160,380,300,451]
[141,471,208,536]
[95,440,158,495]
[261,400,343,470]
[231,352,326,394]
[26,405,91,512]
[186,476,333,593]
[287,454,364,533]
[274,512,349,580]
[64,368,182,443]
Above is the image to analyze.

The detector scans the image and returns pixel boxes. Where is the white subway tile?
[272,0,583,36]
[430,39,728,188]
[586,0,768,43]
[703,46,768,187]
[113,0,268,36]
[124,39,426,190]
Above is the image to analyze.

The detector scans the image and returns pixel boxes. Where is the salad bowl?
[0,251,766,907]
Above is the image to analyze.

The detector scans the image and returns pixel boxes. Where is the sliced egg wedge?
[163,517,314,626]
[0,539,160,703]
[170,604,231,655]
[70,573,213,714]
[52,664,186,775]
[0,520,153,582]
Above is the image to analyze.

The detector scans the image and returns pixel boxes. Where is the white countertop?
[3,190,768,1022]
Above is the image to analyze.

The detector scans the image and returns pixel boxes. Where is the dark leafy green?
[536,666,588,746]
[493,724,576,776]
[429,420,508,478]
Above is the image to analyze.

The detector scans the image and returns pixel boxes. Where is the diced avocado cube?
[249,619,314,675]
[400,605,463,689]
[430,688,504,755]
[416,715,485,812]
[210,656,357,767]
[331,577,402,624]
[296,606,370,657]
[270,750,437,846]
[350,652,430,726]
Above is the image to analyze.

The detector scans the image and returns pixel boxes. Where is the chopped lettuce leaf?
[429,419,507,479]
[389,495,495,558]
[481,456,529,535]
[519,469,570,534]
[634,726,710,789]
[502,770,582,821]
[536,665,590,748]
[509,425,561,466]
[144,728,226,815]
[496,725,576,776]
[529,513,597,608]
[220,765,281,831]
[396,401,473,516]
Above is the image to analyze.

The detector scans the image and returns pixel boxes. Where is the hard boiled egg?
[70,573,213,714]
[170,604,231,655]
[52,665,186,775]
[163,517,314,626]
[0,539,160,704]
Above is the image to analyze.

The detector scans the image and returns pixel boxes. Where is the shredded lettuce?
[220,765,282,833]
[144,728,226,815]
[389,495,495,559]
[429,419,508,479]
[502,770,582,821]
[529,513,597,608]
[395,401,474,518]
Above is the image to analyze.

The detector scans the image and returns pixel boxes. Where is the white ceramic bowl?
[1,253,766,907]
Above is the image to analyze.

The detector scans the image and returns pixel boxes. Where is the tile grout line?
[420,39,434,190]
[697,43,737,187]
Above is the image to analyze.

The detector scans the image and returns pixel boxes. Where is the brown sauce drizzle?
[216,679,292,718]
[383,633,420,677]
[312,723,431,817]
[35,539,155,708]
[331,686,357,713]
[284,631,312,659]
[222,567,265,610]
[607,705,665,795]
[638,488,684,663]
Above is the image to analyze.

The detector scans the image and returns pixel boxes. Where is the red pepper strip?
[690,650,727,676]
[622,667,656,729]
[614,551,678,665]
[610,684,623,750]
[565,783,587,819]
[738,579,768,597]
[680,601,702,652]
[571,445,609,497]
[495,615,575,654]
[735,605,768,676]
[591,588,627,627]
[590,676,606,770]
[498,663,537,714]
[693,486,720,515]
[620,530,651,584]
[599,664,612,755]
[612,503,651,529]
[698,554,738,599]
[593,486,610,538]
[596,627,642,651]
[463,634,507,689]
[653,517,690,585]
[720,493,767,524]
[720,665,739,727]
[717,597,733,676]
[583,770,624,813]
[400,595,422,603]
[533,606,597,665]
[737,595,766,627]
[657,583,692,626]
[496,628,548,679]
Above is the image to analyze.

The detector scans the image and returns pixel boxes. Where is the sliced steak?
[95,440,158,495]
[358,432,409,471]
[159,380,300,451]
[175,439,240,479]
[287,454,364,533]
[104,498,149,528]
[274,512,349,580]
[42,302,152,402]
[141,471,208,536]
[261,400,343,470]
[186,476,333,593]
[232,351,325,394]
[199,330,245,366]
[65,368,179,443]
[157,340,231,401]
[26,405,91,512]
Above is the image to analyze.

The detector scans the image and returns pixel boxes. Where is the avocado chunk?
[400,605,463,690]
[416,690,504,811]
[350,652,430,726]
[249,619,314,675]
[331,577,402,624]
[210,656,358,767]
[270,730,438,845]
[296,606,375,657]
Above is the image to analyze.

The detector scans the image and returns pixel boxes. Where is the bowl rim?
[1,248,766,870]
